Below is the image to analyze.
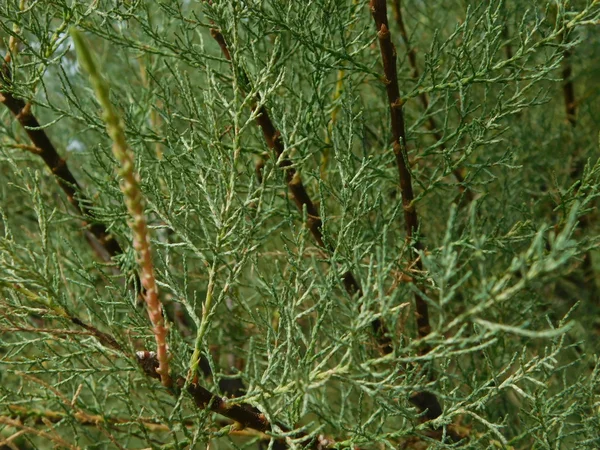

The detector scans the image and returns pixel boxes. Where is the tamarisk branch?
[370,0,442,421]
[208,22,394,355]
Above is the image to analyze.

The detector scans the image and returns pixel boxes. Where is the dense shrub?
[1,1,599,448]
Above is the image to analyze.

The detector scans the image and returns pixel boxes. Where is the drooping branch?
[2,285,293,446]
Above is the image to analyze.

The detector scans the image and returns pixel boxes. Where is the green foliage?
[1,1,599,449]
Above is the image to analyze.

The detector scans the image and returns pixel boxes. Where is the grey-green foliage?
[1,0,599,449]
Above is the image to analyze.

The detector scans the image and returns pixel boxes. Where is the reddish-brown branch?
[371,0,442,421]
[12,312,293,443]
[391,0,473,202]
[7,302,293,444]
[371,0,431,339]
[4,321,296,445]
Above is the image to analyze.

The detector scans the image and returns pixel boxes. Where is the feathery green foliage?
[0,1,599,449]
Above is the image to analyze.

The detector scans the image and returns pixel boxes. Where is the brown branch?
[562,47,576,128]
[5,308,295,444]
[137,351,324,449]
[9,374,127,450]
[7,325,328,448]
[5,297,290,445]
[254,107,324,247]
[391,0,473,203]
[371,0,431,341]
[370,0,442,421]
[208,26,394,354]
[0,65,123,261]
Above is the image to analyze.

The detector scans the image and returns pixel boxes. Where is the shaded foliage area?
[0,1,599,449]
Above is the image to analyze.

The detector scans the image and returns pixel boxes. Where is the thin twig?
[72,29,171,388]
[0,416,80,450]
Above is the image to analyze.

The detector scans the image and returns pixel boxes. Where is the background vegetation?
[1,0,599,448]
